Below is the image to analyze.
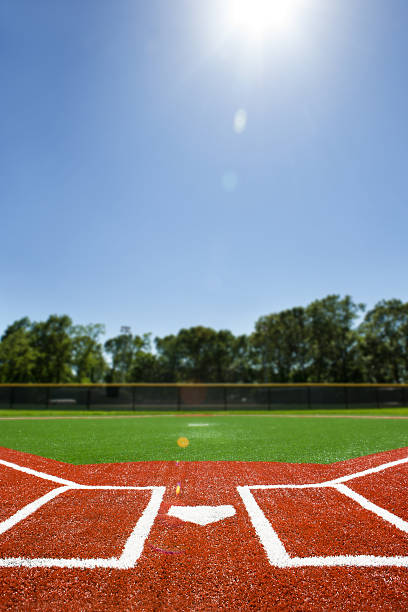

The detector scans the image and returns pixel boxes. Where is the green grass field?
[0,410,408,464]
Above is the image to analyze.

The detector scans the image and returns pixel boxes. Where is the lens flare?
[228,0,301,39]
[177,436,190,448]
[234,109,247,134]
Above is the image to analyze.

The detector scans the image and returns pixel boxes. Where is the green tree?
[129,352,162,382]
[252,307,309,382]
[359,299,408,382]
[0,318,38,382]
[230,334,256,382]
[176,327,233,382]
[155,334,182,382]
[155,327,239,382]
[71,324,106,382]
[306,295,364,382]
[104,332,152,382]
[30,315,74,382]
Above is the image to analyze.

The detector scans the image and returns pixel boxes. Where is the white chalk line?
[238,454,408,568]
[0,487,71,536]
[0,458,79,487]
[0,457,166,569]
[249,455,408,489]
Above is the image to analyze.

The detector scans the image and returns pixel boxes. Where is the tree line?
[0,295,407,384]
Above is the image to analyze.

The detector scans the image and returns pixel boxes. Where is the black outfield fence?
[0,384,407,411]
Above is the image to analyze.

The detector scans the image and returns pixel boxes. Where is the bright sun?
[228,0,300,39]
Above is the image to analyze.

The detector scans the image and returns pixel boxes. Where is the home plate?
[167,505,236,526]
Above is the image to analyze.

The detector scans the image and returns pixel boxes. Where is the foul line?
[248,455,408,489]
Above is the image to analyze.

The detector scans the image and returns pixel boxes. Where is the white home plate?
[167,505,236,526]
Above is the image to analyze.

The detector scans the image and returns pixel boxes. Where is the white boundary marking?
[0,458,79,487]
[238,455,408,568]
[0,458,165,569]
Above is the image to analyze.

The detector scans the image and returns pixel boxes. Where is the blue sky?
[1,0,407,341]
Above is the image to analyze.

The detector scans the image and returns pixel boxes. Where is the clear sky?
[1,0,407,341]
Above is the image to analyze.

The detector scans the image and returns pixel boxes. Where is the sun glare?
[228,0,299,39]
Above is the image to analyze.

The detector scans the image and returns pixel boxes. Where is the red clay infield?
[0,446,408,611]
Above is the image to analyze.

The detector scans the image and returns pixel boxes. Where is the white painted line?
[0,458,157,491]
[187,423,209,427]
[0,487,71,535]
[71,485,160,491]
[288,555,408,568]
[119,486,165,569]
[248,455,408,490]
[237,486,291,568]
[323,455,408,486]
[0,459,80,487]
[249,483,330,490]
[167,505,235,526]
[0,557,124,569]
[334,483,408,534]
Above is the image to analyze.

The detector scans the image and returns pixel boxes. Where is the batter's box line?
[0,458,166,569]
[238,455,408,568]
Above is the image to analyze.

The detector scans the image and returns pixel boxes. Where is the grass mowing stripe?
[0,415,407,464]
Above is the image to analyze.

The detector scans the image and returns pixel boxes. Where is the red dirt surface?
[254,486,408,557]
[0,489,151,559]
[0,446,408,611]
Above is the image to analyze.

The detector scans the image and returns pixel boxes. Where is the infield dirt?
[0,446,408,610]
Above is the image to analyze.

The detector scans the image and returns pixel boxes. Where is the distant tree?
[252,307,309,382]
[212,329,238,382]
[0,318,38,382]
[306,295,364,382]
[71,324,106,382]
[155,327,240,382]
[359,299,408,382]
[175,327,235,382]
[129,352,162,382]
[1,296,407,384]
[1,317,32,341]
[104,332,151,382]
[230,334,256,382]
[30,315,74,383]
[155,334,183,382]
